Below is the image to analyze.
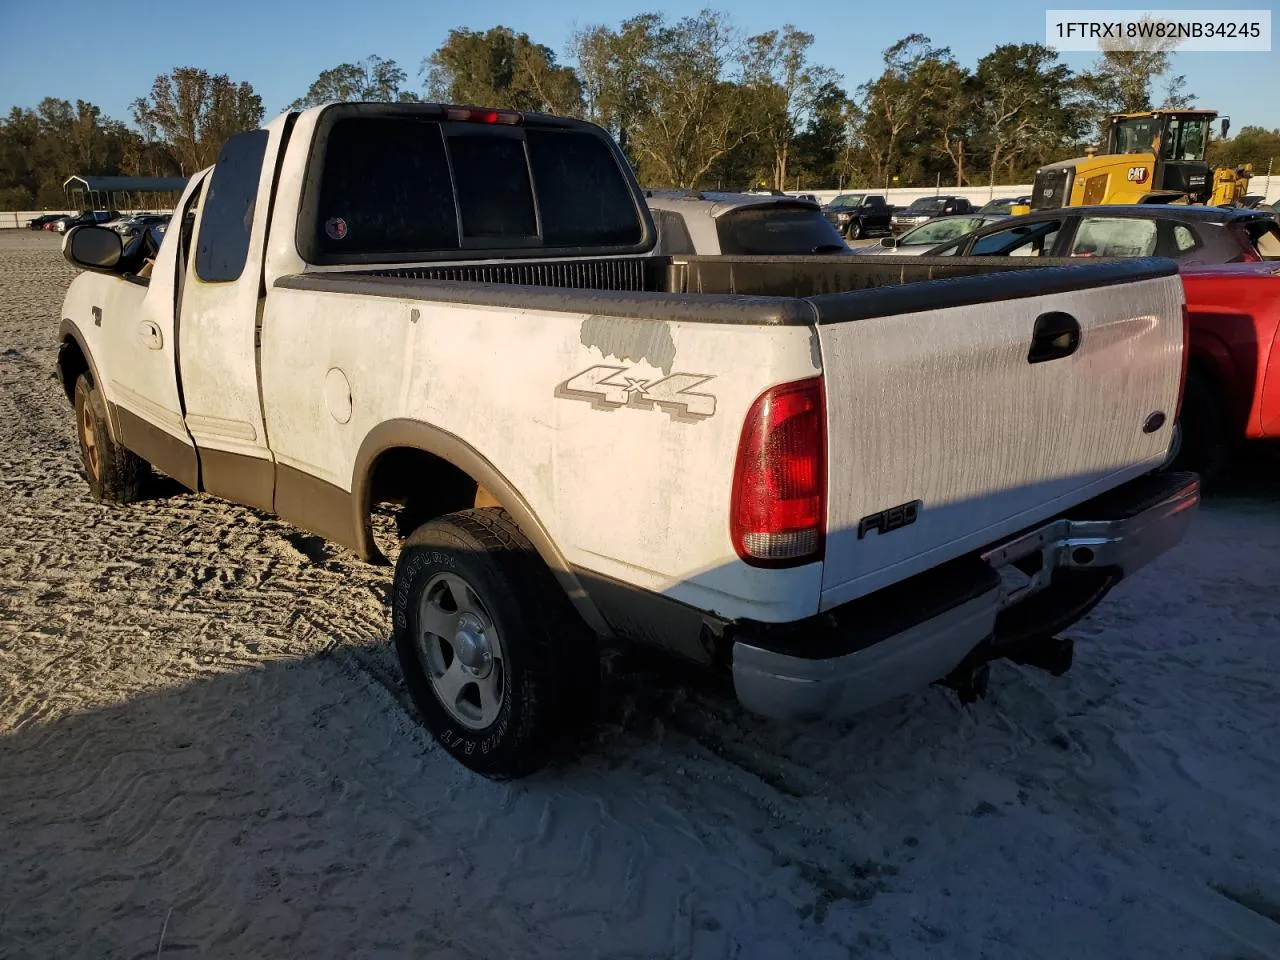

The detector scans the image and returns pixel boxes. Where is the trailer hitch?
[935,633,1076,706]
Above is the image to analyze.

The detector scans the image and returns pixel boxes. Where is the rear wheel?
[1170,366,1229,486]
[846,218,863,240]
[391,508,596,778]
[73,372,147,504]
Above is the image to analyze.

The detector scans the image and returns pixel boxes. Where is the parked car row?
[812,192,1025,240]
[26,210,171,235]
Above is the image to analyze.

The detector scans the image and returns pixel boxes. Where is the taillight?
[444,106,522,125]
[730,377,826,567]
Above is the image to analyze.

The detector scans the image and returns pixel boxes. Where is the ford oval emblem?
[1143,411,1167,434]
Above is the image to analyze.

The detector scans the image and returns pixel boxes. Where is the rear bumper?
[732,470,1200,721]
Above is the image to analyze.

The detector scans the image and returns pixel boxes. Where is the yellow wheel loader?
[1018,110,1252,215]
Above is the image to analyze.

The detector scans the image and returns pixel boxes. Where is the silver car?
[645,190,849,256]
[859,214,1008,255]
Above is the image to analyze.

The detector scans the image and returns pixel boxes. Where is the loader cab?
[1106,110,1217,203]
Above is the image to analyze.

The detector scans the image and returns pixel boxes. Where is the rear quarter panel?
[258,288,824,621]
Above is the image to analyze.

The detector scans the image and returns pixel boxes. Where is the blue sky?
[1,0,1276,131]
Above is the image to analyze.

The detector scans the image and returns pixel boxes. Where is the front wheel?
[846,219,863,240]
[391,508,596,779]
[74,372,148,504]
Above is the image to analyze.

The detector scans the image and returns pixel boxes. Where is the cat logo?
[1126,166,1150,184]
[555,365,716,421]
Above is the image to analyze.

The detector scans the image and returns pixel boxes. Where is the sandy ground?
[1,230,1278,960]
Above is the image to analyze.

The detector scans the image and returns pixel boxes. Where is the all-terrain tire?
[391,508,597,779]
[846,218,863,240]
[73,372,147,504]
[1170,366,1229,487]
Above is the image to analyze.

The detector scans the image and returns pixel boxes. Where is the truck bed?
[274,253,1184,613]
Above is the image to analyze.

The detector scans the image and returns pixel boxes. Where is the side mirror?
[63,224,123,273]
[1220,118,1230,140]
[880,236,898,248]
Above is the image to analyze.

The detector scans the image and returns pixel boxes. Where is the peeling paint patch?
[809,327,822,371]
[580,315,676,376]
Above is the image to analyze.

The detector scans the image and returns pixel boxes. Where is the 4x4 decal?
[555,365,717,420]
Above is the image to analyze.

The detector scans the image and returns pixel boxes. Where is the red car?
[1174,262,1280,481]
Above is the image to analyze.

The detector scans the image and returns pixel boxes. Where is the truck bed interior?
[277,254,1173,328]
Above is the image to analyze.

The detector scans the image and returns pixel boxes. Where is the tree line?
[2,12,1276,210]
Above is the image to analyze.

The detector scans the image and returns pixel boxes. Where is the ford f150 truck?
[56,102,1199,778]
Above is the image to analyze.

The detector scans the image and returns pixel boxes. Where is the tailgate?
[812,259,1186,610]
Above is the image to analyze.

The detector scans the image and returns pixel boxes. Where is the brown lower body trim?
[275,463,362,553]
[200,447,275,513]
[110,403,199,492]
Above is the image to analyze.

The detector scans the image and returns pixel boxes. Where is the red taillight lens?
[444,106,522,125]
[730,377,826,567]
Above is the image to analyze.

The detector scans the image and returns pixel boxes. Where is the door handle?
[1027,311,1080,364]
[137,320,163,350]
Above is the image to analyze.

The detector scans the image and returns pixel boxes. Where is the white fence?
[4,176,1279,229]
[788,180,1280,207]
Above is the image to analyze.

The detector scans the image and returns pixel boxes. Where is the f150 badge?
[858,499,922,539]
[556,365,717,420]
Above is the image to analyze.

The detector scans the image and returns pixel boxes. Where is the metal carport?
[62,175,190,213]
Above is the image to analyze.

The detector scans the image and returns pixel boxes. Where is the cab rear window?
[308,113,646,261]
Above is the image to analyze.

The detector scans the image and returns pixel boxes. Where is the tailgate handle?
[1028,311,1081,364]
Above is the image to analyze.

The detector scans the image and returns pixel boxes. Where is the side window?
[652,209,695,255]
[179,181,204,267]
[195,130,268,283]
[1070,217,1158,258]
[1172,223,1199,253]
[970,221,1061,257]
[174,178,205,307]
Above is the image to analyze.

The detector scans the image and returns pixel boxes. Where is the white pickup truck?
[57,102,1198,778]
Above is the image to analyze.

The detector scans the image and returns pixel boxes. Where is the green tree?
[572,14,662,159]
[741,25,840,189]
[972,43,1086,185]
[424,27,582,116]
[288,55,418,109]
[0,99,153,208]
[131,67,264,174]
[790,83,853,187]
[1078,16,1194,127]
[857,34,960,187]
[1208,126,1280,172]
[574,10,756,188]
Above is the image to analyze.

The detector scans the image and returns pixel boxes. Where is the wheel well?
[366,446,497,541]
[57,337,89,404]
